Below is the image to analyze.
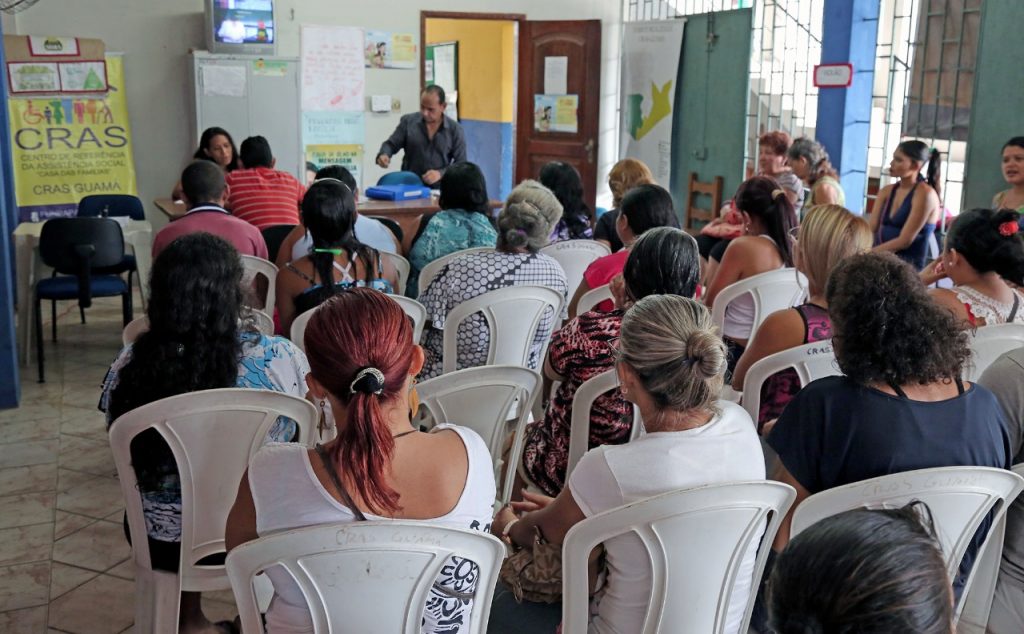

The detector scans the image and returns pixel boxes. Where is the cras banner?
[8,55,137,221]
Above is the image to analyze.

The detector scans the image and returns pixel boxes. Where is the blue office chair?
[76,195,143,321]
[376,171,424,186]
[36,218,133,382]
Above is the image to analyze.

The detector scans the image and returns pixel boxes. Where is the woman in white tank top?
[226,289,496,634]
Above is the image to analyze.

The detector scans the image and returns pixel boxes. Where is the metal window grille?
[625,0,823,174]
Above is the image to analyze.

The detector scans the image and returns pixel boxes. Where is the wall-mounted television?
[205,0,277,56]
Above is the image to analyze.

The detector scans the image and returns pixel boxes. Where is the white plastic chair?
[709,268,807,340]
[562,481,796,634]
[966,323,1024,381]
[739,339,840,424]
[441,285,564,374]
[226,522,505,634]
[289,306,317,352]
[240,254,278,312]
[108,388,318,634]
[416,365,541,504]
[790,466,1024,627]
[417,247,494,297]
[122,316,149,346]
[540,239,611,298]
[381,251,411,296]
[565,369,643,480]
[388,294,428,342]
[576,283,613,315]
[250,308,275,336]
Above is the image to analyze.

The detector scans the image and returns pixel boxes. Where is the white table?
[13,219,153,366]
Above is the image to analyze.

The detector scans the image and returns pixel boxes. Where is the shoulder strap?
[285,262,316,286]
[1009,292,1021,323]
[314,444,367,521]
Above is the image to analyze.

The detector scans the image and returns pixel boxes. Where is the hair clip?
[349,367,385,395]
[771,188,785,200]
[999,221,1019,237]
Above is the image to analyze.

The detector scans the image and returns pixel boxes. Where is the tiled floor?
[1,295,240,633]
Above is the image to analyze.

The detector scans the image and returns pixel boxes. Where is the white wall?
[12,0,621,230]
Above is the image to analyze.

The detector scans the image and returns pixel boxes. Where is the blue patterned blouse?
[406,209,497,297]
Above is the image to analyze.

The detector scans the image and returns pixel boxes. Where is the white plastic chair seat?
[226,522,505,634]
[540,239,610,298]
[240,254,279,311]
[790,466,1024,627]
[108,388,318,634]
[576,283,613,315]
[441,285,565,374]
[388,294,428,342]
[966,323,1024,381]
[562,482,796,634]
[381,251,410,296]
[709,268,807,340]
[417,246,495,297]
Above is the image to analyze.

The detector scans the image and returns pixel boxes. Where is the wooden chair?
[685,172,724,233]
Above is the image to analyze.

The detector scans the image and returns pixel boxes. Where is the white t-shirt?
[290,214,398,261]
[248,424,496,634]
[567,401,765,634]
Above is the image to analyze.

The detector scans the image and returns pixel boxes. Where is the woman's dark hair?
[539,161,591,239]
[438,161,491,217]
[734,175,797,266]
[315,164,357,192]
[897,140,942,190]
[946,208,1024,284]
[1002,137,1024,152]
[769,503,953,634]
[619,184,680,237]
[826,251,970,386]
[107,233,249,420]
[302,179,376,293]
[304,289,416,514]
[623,227,699,301]
[193,126,238,171]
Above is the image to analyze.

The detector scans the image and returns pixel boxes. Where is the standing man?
[376,85,466,187]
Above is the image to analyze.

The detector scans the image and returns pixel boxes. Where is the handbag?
[498,524,606,604]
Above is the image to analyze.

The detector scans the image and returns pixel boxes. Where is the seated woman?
[768,504,953,634]
[704,176,798,372]
[731,204,872,430]
[226,289,496,633]
[993,137,1024,213]
[418,180,569,379]
[540,161,593,242]
[101,233,308,634]
[593,158,655,253]
[275,178,398,335]
[521,227,700,496]
[406,161,497,297]
[275,165,398,269]
[489,295,765,634]
[568,184,680,317]
[788,137,845,215]
[767,251,1012,596]
[171,126,238,201]
[869,140,942,271]
[923,208,1024,326]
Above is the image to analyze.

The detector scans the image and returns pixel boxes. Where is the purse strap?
[314,443,367,521]
[1009,293,1020,323]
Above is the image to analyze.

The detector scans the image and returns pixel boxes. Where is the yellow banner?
[305,144,363,190]
[7,55,137,221]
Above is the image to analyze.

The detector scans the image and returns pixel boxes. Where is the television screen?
[212,0,275,45]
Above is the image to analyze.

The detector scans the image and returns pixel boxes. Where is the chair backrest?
[562,482,796,634]
[290,306,317,352]
[226,522,505,634]
[418,247,495,297]
[240,255,278,312]
[966,323,1024,381]
[381,251,410,296]
[790,466,1024,625]
[109,389,318,588]
[260,224,298,263]
[122,316,149,346]
[369,215,404,244]
[576,284,613,315]
[77,194,146,220]
[710,268,808,339]
[442,285,564,374]
[377,171,425,186]
[684,173,724,232]
[565,369,644,480]
[739,339,840,425]
[416,365,541,504]
[539,239,611,297]
[388,294,428,342]
[250,309,275,336]
[39,217,126,307]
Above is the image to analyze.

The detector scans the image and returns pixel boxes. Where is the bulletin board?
[425,41,458,120]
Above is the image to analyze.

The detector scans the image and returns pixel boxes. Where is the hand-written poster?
[301,111,365,146]
[301,25,365,112]
[7,55,137,221]
[305,144,363,190]
[364,30,418,69]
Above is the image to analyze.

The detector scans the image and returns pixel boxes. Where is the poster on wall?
[8,62,59,93]
[57,60,108,92]
[533,95,579,133]
[7,55,137,221]
[300,25,365,112]
[364,30,418,69]
[301,111,365,146]
[619,20,685,185]
[305,144,364,190]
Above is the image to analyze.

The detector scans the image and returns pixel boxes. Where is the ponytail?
[926,149,942,191]
[332,387,400,515]
[735,176,798,267]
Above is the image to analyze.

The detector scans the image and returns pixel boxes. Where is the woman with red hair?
[226,288,496,633]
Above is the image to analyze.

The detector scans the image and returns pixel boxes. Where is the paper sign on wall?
[301,25,365,112]
[58,61,107,92]
[534,94,578,133]
[365,30,418,69]
[305,144,364,189]
[252,59,288,77]
[201,65,247,98]
[28,36,79,56]
[302,111,365,146]
[543,56,568,95]
[8,62,59,93]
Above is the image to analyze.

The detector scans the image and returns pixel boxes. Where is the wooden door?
[516,20,601,213]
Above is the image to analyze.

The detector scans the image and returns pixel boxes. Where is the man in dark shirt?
[376,85,466,187]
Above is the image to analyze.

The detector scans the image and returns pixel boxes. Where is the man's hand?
[422,169,442,186]
[376,154,391,168]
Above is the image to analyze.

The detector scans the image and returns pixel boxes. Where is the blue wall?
[0,17,22,407]
[462,119,513,202]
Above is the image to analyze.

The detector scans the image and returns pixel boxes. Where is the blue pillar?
[0,17,22,407]
[815,0,879,215]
